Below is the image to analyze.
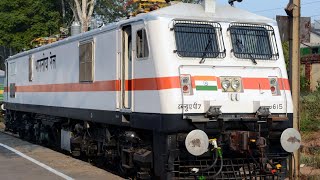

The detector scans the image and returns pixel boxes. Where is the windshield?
[229,23,279,60]
[173,20,225,59]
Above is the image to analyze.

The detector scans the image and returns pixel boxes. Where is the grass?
[300,91,320,132]
[301,153,320,169]
[299,90,320,178]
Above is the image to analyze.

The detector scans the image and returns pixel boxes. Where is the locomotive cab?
[143,2,295,179]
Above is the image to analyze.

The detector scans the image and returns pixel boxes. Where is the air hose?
[190,139,224,179]
[198,149,218,172]
[206,148,223,179]
[194,148,223,180]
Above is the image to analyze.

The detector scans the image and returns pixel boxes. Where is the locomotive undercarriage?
[4,110,291,180]
[164,115,291,179]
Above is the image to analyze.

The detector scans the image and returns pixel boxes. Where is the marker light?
[221,80,230,90]
[231,79,241,91]
[183,85,189,93]
[180,74,193,95]
[269,77,280,96]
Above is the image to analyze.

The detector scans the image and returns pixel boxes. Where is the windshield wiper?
[235,39,257,65]
[248,53,257,65]
[199,37,213,64]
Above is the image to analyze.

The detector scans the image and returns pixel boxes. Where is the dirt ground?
[302,131,320,148]
[300,131,320,178]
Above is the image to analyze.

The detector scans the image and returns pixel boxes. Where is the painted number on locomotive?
[178,102,202,112]
[270,104,283,110]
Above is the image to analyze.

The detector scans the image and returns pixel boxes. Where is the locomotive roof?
[7,2,276,62]
[145,2,275,24]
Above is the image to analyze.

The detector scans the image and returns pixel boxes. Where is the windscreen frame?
[228,23,279,61]
[172,20,226,59]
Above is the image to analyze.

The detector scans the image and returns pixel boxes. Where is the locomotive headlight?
[231,79,241,91]
[221,80,230,90]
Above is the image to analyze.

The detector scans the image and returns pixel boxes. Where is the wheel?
[0,103,5,111]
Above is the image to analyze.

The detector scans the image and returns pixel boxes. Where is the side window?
[79,41,94,82]
[10,83,15,98]
[136,29,149,59]
[29,55,33,82]
[9,62,16,76]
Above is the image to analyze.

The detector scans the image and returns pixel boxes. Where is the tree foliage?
[95,0,126,23]
[282,41,289,71]
[0,0,197,51]
[95,0,197,23]
[0,0,62,51]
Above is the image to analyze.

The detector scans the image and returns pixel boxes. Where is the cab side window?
[136,29,149,59]
[79,40,94,82]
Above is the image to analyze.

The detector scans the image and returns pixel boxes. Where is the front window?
[229,23,279,60]
[173,20,225,59]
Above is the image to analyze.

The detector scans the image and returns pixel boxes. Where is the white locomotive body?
[4,1,293,179]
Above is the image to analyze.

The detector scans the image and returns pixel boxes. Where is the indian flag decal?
[194,76,218,91]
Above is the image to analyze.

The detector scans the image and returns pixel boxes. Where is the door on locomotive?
[121,25,133,111]
[119,22,149,114]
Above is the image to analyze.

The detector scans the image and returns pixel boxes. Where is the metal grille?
[173,20,226,58]
[229,23,279,60]
[171,156,287,179]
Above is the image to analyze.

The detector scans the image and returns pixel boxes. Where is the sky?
[216,0,320,21]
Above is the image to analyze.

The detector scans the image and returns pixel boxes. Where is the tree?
[65,0,96,32]
[95,0,197,24]
[0,0,62,51]
[95,0,126,23]
[282,41,289,69]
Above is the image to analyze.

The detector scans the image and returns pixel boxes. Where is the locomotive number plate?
[270,104,283,110]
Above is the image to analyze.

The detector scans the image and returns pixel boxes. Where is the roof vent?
[201,0,216,14]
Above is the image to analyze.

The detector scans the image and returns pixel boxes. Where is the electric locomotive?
[4,0,300,179]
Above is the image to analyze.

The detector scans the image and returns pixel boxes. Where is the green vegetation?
[282,41,289,69]
[300,91,320,132]
[281,41,320,132]
[301,152,320,169]
[95,0,197,23]
[0,0,63,51]
[300,75,310,94]
[300,91,320,175]
[0,0,196,52]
